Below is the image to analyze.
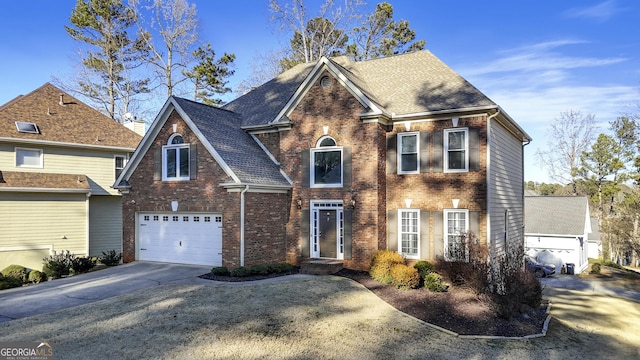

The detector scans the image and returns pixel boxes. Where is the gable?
[0,83,141,150]
[525,196,589,235]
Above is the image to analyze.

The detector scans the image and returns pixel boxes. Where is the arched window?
[163,133,190,180]
[311,136,342,187]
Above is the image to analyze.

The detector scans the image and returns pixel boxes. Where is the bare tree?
[235,49,288,95]
[132,0,199,98]
[269,0,364,66]
[535,110,597,191]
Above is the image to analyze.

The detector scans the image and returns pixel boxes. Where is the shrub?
[42,251,74,279]
[390,264,420,290]
[602,260,624,270]
[1,265,28,284]
[493,244,543,319]
[268,262,294,274]
[230,266,251,277]
[436,234,490,294]
[413,260,435,280]
[249,264,270,276]
[0,275,22,290]
[590,262,602,274]
[28,270,47,284]
[100,250,122,266]
[71,256,96,274]
[370,250,405,284]
[211,266,229,276]
[424,272,448,292]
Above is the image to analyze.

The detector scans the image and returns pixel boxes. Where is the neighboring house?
[115,50,531,271]
[588,217,602,260]
[524,195,591,274]
[0,83,142,270]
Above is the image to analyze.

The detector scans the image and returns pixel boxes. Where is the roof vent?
[15,121,39,134]
[59,94,65,106]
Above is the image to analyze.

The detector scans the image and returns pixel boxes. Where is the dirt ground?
[0,272,639,359]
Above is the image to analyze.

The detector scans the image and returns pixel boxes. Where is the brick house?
[115,50,531,270]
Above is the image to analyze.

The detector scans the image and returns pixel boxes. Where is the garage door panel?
[138,213,222,266]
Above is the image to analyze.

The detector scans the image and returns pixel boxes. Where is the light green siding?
[0,143,131,195]
[0,193,88,270]
[89,195,123,257]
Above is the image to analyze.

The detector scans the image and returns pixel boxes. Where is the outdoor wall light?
[296,198,303,209]
[350,197,357,209]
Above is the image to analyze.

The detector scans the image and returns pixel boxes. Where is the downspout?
[240,185,249,267]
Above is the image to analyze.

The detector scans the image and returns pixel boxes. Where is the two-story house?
[0,83,142,270]
[115,50,531,271]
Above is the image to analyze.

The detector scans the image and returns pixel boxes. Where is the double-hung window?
[15,148,43,168]
[399,209,420,258]
[444,209,469,261]
[162,134,190,181]
[115,155,126,180]
[398,133,419,174]
[311,136,342,187]
[444,128,468,172]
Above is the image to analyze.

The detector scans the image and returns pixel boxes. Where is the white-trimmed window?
[311,136,342,187]
[115,155,126,179]
[398,132,419,174]
[444,209,469,261]
[444,128,468,172]
[162,134,190,180]
[15,148,43,168]
[399,209,420,258]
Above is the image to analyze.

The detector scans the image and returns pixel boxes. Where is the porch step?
[300,260,344,275]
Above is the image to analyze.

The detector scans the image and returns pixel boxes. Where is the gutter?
[240,185,249,267]
[0,136,137,152]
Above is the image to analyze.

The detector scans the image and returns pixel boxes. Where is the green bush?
[602,260,624,270]
[424,272,448,292]
[42,251,74,279]
[211,266,229,276]
[99,250,122,266]
[0,275,23,290]
[268,262,294,274]
[71,256,96,274]
[370,250,405,284]
[390,264,420,290]
[413,260,435,280]
[28,270,47,284]
[230,266,251,277]
[1,265,28,283]
[249,264,270,276]
[590,262,602,274]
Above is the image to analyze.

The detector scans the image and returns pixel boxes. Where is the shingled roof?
[223,50,497,128]
[0,171,91,192]
[0,83,141,149]
[525,196,590,236]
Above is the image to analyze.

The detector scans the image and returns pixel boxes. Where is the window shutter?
[342,147,352,188]
[387,210,398,252]
[469,211,480,235]
[153,147,162,181]
[469,128,480,171]
[189,144,198,180]
[301,210,310,257]
[433,211,444,258]
[420,132,430,173]
[420,211,430,259]
[301,150,310,187]
[431,130,443,172]
[386,134,397,174]
[343,210,352,259]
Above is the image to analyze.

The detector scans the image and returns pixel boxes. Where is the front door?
[319,210,337,258]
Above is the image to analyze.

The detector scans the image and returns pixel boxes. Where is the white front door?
[138,213,222,266]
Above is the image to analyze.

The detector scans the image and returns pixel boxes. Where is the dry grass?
[0,275,638,359]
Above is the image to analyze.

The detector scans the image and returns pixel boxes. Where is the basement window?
[15,121,39,134]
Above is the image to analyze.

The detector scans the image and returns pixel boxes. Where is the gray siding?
[488,119,525,260]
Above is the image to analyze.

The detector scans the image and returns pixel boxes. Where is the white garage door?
[138,213,222,266]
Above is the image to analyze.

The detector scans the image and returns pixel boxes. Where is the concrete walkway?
[0,262,214,323]
[541,274,640,301]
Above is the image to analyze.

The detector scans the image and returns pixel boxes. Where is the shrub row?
[369,251,445,291]
[211,262,295,278]
[0,265,48,290]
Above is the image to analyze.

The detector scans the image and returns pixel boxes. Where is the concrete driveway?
[541,273,640,301]
[0,261,212,323]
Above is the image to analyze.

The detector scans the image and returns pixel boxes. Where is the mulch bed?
[335,269,549,337]
[199,268,548,337]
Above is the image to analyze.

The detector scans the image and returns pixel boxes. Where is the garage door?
[138,213,222,266]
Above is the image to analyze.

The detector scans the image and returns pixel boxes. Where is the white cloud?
[564,0,622,23]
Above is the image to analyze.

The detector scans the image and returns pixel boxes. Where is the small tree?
[183,44,235,106]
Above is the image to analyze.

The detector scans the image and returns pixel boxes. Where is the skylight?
[15,121,39,134]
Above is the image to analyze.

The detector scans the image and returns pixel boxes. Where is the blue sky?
[1,1,638,183]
